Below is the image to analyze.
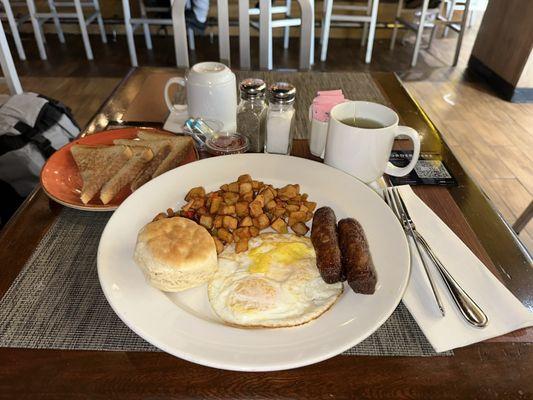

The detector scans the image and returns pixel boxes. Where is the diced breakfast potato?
[278,184,299,200]
[223,216,238,230]
[210,196,222,214]
[218,228,233,244]
[235,201,249,217]
[251,180,263,190]
[265,200,277,210]
[254,214,270,229]
[240,191,253,202]
[160,175,318,253]
[271,218,288,233]
[185,186,205,201]
[234,227,251,240]
[153,212,166,221]
[213,215,223,228]
[223,192,239,205]
[213,237,224,254]
[262,188,274,204]
[219,205,236,215]
[290,222,309,236]
[235,239,249,253]
[249,200,263,217]
[199,215,213,230]
[238,174,252,183]
[240,216,253,227]
[228,182,239,193]
[196,207,208,216]
[191,198,205,210]
[239,182,253,194]
[304,201,316,212]
[288,211,307,226]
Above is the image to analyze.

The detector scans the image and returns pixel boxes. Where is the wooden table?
[1,67,532,399]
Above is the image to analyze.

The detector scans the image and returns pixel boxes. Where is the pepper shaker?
[236,78,268,153]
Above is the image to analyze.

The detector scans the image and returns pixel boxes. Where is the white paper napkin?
[396,185,533,353]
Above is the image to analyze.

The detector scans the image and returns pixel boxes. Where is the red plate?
[40,128,198,211]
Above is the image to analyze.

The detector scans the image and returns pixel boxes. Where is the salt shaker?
[236,78,268,153]
[265,82,296,155]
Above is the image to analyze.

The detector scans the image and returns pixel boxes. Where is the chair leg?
[187,28,195,51]
[320,0,333,62]
[122,0,138,66]
[297,0,313,69]
[0,21,23,94]
[513,201,533,234]
[364,0,378,63]
[283,0,291,49]
[138,0,153,49]
[390,0,403,50]
[25,0,47,60]
[92,0,107,43]
[453,0,469,66]
[171,0,189,68]
[47,0,66,43]
[442,0,455,37]
[238,0,251,69]
[259,0,272,70]
[73,0,93,60]
[2,0,26,60]
[411,0,428,67]
[361,0,371,47]
[217,0,231,65]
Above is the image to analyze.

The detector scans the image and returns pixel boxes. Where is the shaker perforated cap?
[239,78,266,99]
[268,82,296,104]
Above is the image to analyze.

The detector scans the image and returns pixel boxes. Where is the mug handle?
[384,126,421,177]
[164,77,187,112]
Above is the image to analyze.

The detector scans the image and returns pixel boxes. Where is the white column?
[364,0,379,63]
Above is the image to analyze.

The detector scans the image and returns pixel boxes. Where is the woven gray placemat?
[0,208,451,356]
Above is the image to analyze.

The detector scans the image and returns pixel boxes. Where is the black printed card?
[388,151,457,186]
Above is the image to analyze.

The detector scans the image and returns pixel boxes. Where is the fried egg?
[207,233,343,328]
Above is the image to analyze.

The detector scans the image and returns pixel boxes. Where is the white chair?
[390,0,441,67]
[124,0,230,68]
[320,0,379,64]
[0,1,27,60]
[25,0,107,60]
[0,20,22,95]
[239,0,314,70]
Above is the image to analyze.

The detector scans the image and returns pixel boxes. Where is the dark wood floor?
[9,30,467,80]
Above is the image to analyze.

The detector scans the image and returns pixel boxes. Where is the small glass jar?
[265,82,296,155]
[236,78,268,153]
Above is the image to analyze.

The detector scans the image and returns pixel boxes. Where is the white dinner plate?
[97,154,410,372]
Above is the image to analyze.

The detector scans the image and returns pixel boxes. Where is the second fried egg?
[207,233,343,328]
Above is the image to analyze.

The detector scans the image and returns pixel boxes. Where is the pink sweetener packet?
[311,90,346,122]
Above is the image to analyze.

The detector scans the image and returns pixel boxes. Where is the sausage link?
[311,207,343,283]
[338,218,377,294]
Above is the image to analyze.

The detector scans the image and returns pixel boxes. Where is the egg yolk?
[248,242,313,273]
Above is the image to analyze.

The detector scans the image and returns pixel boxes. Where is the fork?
[384,187,489,328]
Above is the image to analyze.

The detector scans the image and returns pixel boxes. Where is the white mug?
[164,62,237,131]
[324,101,421,183]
